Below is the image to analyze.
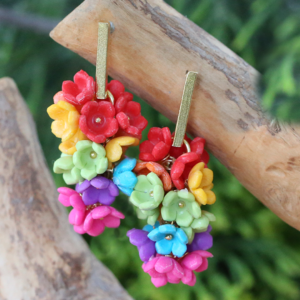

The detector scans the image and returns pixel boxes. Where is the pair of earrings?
[47,22,216,287]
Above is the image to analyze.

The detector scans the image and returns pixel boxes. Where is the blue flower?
[113,158,137,196]
[147,224,188,257]
[143,221,160,233]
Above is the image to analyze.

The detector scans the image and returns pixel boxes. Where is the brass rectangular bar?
[96,22,109,99]
[172,71,198,147]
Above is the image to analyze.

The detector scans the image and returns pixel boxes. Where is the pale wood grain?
[0,77,132,300]
[50,0,300,230]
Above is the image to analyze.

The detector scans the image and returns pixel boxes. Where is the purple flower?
[76,176,119,206]
[127,228,156,262]
[187,225,213,252]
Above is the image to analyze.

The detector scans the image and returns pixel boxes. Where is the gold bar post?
[172,71,198,147]
[96,22,109,99]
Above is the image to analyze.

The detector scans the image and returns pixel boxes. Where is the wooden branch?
[50,0,300,231]
[0,77,132,299]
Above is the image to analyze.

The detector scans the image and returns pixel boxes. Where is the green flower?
[181,211,216,243]
[73,140,108,180]
[53,153,83,185]
[161,190,201,227]
[136,207,160,226]
[130,173,164,210]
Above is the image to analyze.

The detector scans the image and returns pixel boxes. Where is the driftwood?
[50,0,300,231]
[0,77,132,300]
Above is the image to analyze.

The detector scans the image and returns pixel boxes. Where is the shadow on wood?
[0,78,132,300]
[50,0,300,231]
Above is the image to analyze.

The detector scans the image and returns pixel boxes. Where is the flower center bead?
[178,201,185,208]
[95,117,101,123]
[165,234,173,240]
[90,151,97,159]
[149,191,154,197]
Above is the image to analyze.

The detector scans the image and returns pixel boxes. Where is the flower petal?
[155,256,174,273]
[155,239,173,255]
[86,219,105,236]
[176,210,193,227]
[148,228,165,242]
[172,240,187,257]
[161,206,176,222]
[103,215,121,228]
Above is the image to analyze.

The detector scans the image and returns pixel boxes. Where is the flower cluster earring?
[47,22,216,288]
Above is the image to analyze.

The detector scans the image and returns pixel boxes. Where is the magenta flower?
[82,206,125,236]
[57,187,88,234]
[142,255,184,287]
[180,250,213,286]
[142,250,213,287]
[57,187,124,237]
[57,187,76,207]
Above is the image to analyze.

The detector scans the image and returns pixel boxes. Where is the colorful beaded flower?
[48,71,147,239]
[126,123,217,287]
[48,69,217,288]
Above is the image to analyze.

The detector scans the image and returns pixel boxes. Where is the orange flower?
[47,100,87,155]
[134,161,172,191]
[188,162,216,205]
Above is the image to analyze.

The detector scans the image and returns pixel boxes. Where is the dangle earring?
[127,71,216,287]
[47,22,216,288]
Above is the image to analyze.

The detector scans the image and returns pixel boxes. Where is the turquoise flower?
[113,158,137,196]
[148,224,188,257]
[143,221,160,233]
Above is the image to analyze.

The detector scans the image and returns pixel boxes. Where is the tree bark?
[0,77,132,300]
[50,0,300,231]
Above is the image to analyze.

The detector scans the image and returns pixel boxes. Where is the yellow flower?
[188,162,216,205]
[105,136,139,162]
[47,100,87,155]
[59,130,88,155]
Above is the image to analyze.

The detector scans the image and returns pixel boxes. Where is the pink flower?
[57,187,87,233]
[180,250,213,286]
[142,255,184,287]
[142,251,213,287]
[57,187,76,206]
[82,206,125,236]
[57,187,124,236]
[62,70,95,106]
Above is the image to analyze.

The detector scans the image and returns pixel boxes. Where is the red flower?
[170,152,201,190]
[79,101,118,143]
[170,136,210,189]
[170,135,209,164]
[169,134,191,158]
[107,80,125,101]
[139,127,172,161]
[62,70,95,106]
[115,92,148,140]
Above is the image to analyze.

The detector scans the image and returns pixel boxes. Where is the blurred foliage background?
[1,0,300,299]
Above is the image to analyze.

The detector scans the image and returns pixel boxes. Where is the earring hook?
[96,22,110,99]
[172,71,198,147]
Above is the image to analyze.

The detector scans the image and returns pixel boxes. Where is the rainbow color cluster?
[48,70,216,287]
